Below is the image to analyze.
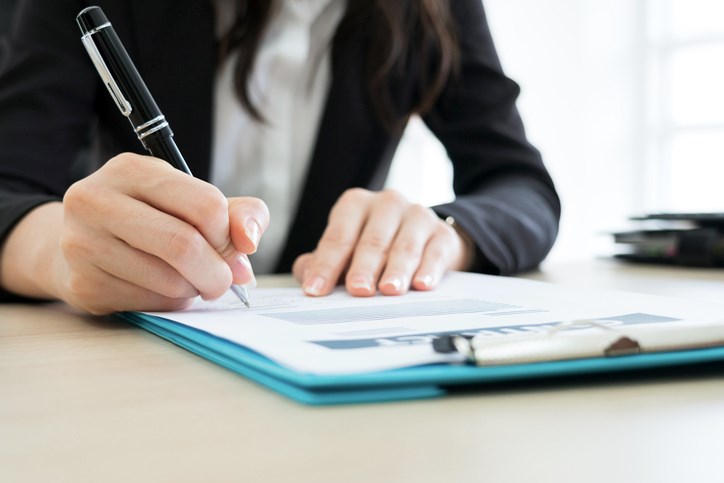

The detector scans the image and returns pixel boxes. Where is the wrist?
[0,202,64,299]
[444,216,477,271]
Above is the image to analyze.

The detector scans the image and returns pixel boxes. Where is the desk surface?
[3,259,724,483]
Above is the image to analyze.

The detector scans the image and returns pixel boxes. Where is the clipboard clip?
[432,319,641,366]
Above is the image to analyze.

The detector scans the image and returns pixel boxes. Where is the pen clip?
[81,33,132,117]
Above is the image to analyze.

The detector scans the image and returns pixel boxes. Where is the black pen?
[76,6,251,307]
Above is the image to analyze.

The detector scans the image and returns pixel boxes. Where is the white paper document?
[143,272,724,375]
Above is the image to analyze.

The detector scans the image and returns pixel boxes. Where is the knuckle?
[64,272,97,309]
[62,182,81,206]
[321,226,355,250]
[59,232,95,265]
[329,188,371,223]
[164,225,206,262]
[332,188,370,216]
[330,189,363,219]
[424,245,447,265]
[309,258,338,276]
[58,232,81,258]
[105,152,141,172]
[339,187,369,205]
[161,274,195,299]
[194,186,228,224]
[102,153,125,172]
[63,181,99,214]
[358,234,389,252]
[408,203,432,220]
[391,237,421,258]
[379,189,407,207]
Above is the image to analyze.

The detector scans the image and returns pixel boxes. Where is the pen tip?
[230,284,251,308]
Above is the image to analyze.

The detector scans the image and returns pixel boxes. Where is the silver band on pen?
[136,116,170,141]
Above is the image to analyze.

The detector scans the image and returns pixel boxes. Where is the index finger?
[302,189,372,296]
[110,155,267,268]
[118,157,233,255]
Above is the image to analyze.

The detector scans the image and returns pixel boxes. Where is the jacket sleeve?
[0,0,96,302]
[424,0,560,275]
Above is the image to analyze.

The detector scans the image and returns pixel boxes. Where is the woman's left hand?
[292,188,473,297]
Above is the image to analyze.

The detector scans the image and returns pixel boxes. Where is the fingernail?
[349,275,373,293]
[415,274,434,289]
[382,277,404,293]
[231,255,256,285]
[303,276,326,296]
[245,219,261,250]
[239,255,255,278]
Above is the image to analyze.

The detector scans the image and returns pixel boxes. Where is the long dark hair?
[218,0,459,131]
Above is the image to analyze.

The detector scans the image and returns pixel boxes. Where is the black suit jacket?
[0,0,560,302]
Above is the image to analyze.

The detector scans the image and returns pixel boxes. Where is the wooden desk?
[3,260,724,483]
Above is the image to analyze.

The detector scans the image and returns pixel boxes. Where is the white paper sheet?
[143,272,724,375]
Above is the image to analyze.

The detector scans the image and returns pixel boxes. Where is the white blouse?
[211,0,346,273]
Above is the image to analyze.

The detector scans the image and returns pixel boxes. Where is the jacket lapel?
[127,0,216,180]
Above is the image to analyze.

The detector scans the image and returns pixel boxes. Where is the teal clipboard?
[116,312,724,405]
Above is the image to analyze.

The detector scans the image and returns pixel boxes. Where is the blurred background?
[2,0,723,266]
[389,0,724,264]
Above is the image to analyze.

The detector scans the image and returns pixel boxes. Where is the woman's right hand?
[0,153,269,314]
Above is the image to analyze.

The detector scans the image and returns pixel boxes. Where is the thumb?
[227,196,270,255]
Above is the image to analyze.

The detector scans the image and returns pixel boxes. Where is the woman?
[0,0,560,314]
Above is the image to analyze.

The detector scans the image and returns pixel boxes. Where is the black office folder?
[613,213,724,267]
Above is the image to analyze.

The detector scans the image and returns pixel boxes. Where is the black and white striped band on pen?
[134,115,169,141]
